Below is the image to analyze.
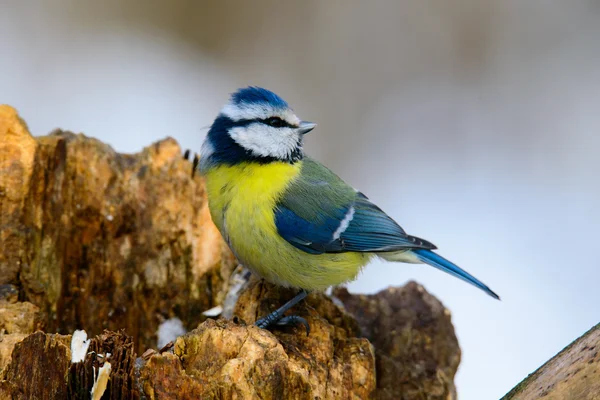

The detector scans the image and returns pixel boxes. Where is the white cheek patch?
[229,123,300,159]
[221,103,300,126]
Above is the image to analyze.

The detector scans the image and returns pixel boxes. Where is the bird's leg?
[255,290,310,335]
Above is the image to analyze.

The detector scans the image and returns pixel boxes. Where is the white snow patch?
[71,330,91,363]
[202,305,223,317]
[157,317,187,348]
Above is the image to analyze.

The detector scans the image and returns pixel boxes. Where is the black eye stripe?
[230,117,296,129]
[260,117,295,128]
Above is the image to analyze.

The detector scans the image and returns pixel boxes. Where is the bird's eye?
[264,117,285,128]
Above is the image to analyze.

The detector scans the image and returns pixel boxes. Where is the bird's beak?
[297,121,317,135]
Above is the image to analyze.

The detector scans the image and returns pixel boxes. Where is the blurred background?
[2,1,599,398]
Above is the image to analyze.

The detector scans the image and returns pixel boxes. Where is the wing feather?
[274,158,436,254]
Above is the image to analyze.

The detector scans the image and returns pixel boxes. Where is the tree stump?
[0,105,465,399]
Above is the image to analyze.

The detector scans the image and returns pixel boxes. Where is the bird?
[198,86,499,333]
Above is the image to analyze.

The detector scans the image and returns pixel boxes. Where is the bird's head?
[200,87,316,171]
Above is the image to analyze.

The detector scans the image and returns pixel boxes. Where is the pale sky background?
[2,1,600,399]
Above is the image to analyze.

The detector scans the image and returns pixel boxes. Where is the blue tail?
[412,249,500,300]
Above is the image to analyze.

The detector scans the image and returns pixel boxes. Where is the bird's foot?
[276,315,310,335]
[255,309,282,329]
[254,290,310,335]
[255,312,310,336]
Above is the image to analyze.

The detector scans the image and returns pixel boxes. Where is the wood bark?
[0,105,465,399]
[1,105,236,353]
[502,323,600,400]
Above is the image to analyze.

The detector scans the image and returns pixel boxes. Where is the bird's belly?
[204,162,371,290]
[225,204,370,290]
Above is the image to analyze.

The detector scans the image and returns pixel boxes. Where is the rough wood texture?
[502,323,600,400]
[334,283,461,400]
[138,278,459,399]
[0,283,45,375]
[0,105,237,353]
[141,317,376,399]
[0,331,72,399]
[0,332,28,375]
[0,281,463,400]
[68,330,139,399]
[0,300,43,335]
[0,105,466,399]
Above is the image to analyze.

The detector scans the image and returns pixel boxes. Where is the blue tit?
[199,87,499,332]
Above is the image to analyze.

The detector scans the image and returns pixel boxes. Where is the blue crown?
[230,86,289,109]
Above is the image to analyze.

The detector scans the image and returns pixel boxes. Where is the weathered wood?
[68,330,139,399]
[0,105,466,399]
[0,105,237,353]
[335,283,460,400]
[502,323,600,400]
[0,331,72,399]
[0,280,464,399]
[0,284,45,375]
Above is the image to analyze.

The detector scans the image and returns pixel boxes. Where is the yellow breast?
[203,161,370,290]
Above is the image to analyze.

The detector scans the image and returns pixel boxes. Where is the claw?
[255,308,282,329]
[255,319,269,329]
[255,315,278,330]
[254,290,310,334]
[276,315,310,336]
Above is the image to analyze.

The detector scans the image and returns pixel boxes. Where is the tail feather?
[412,249,500,300]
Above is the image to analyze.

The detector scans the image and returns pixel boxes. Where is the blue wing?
[274,159,436,255]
